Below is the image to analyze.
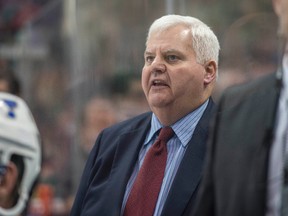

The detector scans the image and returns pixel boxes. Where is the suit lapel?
[101,116,151,215]
[161,100,214,216]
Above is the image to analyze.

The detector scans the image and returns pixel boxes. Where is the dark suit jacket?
[193,73,280,216]
[70,99,215,216]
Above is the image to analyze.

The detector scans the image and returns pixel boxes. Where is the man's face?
[142,25,209,115]
[274,0,288,38]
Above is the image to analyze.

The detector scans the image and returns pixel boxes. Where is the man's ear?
[204,60,217,85]
[0,162,19,208]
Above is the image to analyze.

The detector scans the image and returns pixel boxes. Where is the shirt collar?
[144,99,209,147]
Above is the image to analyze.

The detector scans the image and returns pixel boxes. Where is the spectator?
[0,68,21,96]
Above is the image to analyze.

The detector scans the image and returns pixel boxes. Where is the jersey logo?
[0,99,17,119]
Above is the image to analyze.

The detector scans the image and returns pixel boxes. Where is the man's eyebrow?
[164,49,181,54]
[144,51,154,55]
[144,49,181,55]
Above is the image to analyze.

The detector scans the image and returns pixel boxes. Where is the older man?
[71,14,219,216]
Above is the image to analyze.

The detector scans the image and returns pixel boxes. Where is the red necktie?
[124,127,174,216]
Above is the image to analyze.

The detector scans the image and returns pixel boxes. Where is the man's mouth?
[152,80,168,87]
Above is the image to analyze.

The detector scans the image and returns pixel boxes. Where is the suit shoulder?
[220,73,277,104]
[103,112,152,134]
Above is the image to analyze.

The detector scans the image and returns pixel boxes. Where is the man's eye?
[167,55,179,61]
[145,56,154,63]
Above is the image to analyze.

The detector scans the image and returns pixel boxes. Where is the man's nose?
[151,56,166,74]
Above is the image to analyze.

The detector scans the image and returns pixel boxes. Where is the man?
[192,0,288,215]
[70,14,219,216]
[0,92,42,216]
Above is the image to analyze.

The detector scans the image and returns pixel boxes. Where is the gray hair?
[147,14,220,66]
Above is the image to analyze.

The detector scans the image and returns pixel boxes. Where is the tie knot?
[158,127,174,142]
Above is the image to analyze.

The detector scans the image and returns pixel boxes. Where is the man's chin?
[148,99,171,109]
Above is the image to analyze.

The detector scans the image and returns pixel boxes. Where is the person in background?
[0,68,21,96]
[192,0,288,215]
[70,14,219,216]
[0,92,42,216]
[80,97,118,155]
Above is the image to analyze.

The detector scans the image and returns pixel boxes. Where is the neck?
[152,99,209,126]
